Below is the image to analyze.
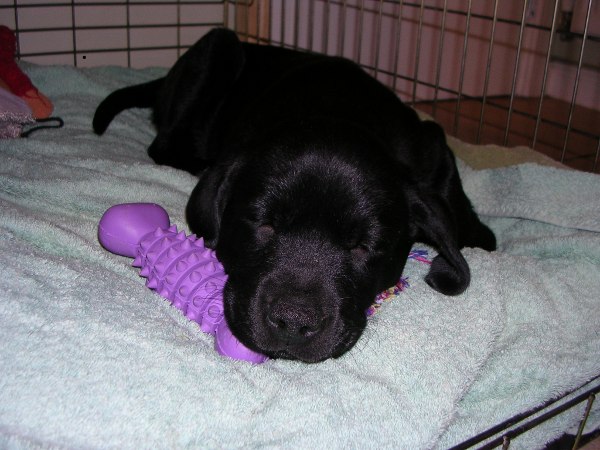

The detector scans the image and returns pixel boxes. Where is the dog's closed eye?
[256,224,275,243]
[344,232,370,260]
[350,244,369,260]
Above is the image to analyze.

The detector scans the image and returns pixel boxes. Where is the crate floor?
[418,97,600,174]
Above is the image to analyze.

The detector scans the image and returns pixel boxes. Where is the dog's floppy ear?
[403,120,476,296]
[407,187,470,295]
[148,28,246,173]
[186,161,240,248]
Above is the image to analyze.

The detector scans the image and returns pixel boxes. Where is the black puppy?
[94,28,496,363]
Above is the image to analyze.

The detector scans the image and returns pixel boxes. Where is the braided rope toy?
[366,250,431,316]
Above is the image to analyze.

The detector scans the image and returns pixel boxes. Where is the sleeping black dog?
[93,28,496,363]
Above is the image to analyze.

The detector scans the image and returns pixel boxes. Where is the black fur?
[94,28,496,363]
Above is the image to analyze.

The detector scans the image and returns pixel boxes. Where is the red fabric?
[0,26,53,118]
[0,26,35,97]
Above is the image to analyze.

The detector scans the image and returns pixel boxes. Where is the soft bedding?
[1,63,599,449]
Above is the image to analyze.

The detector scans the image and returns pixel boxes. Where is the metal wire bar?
[532,0,561,150]
[244,0,249,41]
[12,23,219,35]
[1,0,222,7]
[561,0,594,163]
[572,394,596,450]
[448,374,600,450]
[256,0,261,42]
[7,0,598,168]
[234,0,240,35]
[321,0,329,54]
[11,0,20,55]
[391,0,404,94]
[431,0,448,119]
[3,0,577,40]
[293,0,300,50]
[322,0,559,34]
[307,0,314,51]
[19,45,199,58]
[560,30,600,43]
[476,0,499,145]
[476,386,600,450]
[452,0,471,136]
[263,0,269,42]
[370,0,383,79]
[336,0,347,56]
[502,0,529,147]
[126,0,132,67]
[236,0,250,42]
[411,0,424,104]
[14,21,224,62]
[352,56,599,145]
[355,0,365,65]
[70,0,77,66]
[594,138,600,173]
[279,0,285,48]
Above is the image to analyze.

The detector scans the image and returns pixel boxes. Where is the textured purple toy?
[98,203,268,364]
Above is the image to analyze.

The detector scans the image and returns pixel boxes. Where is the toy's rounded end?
[98,203,170,257]
[215,324,268,364]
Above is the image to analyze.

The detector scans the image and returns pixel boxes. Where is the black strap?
[21,117,65,138]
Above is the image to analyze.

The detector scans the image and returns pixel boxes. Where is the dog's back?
[93,29,421,173]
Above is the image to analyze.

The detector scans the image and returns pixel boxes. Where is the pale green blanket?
[1,64,599,449]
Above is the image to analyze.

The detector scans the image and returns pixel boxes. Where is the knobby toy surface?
[98,203,268,364]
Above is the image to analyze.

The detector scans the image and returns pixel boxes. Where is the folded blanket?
[0,85,34,138]
[0,64,598,449]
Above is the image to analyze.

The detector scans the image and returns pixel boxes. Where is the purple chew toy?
[98,203,268,364]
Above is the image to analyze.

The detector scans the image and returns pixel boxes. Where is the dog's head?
[186,121,479,362]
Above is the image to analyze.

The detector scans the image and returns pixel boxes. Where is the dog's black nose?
[267,301,325,343]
